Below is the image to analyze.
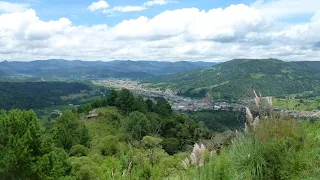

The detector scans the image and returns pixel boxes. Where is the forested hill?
[0,60,216,78]
[151,59,320,100]
[0,82,94,110]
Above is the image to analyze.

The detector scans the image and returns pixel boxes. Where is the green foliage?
[52,111,90,151]
[77,104,92,114]
[273,97,320,111]
[106,89,118,106]
[153,97,172,116]
[116,89,136,114]
[121,111,152,140]
[145,99,155,112]
[142,136,162,149]
[0,109,70,180]
[0,81,92,110]
[152,59,320,100]
[180,117,320,180]
[190,111,245,132]
[0,109,43,179]
[69,145,89,157]
[35,147,71,180]
[132,96,148,113]
[98,135,120,156]
[162,138,180,155]
[68,156,102,180]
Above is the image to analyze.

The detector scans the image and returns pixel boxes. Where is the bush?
[162,138,180,155]
[98,136,120,156]
[70,145,89,157]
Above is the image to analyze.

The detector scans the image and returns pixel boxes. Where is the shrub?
[98,136,120,156]
[69,145,89,157]
[162,138,180,155]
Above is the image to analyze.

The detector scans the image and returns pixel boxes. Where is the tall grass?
[178,118,320,180]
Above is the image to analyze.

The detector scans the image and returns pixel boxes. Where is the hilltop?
[0,59,216,79]
[151,59,320,100]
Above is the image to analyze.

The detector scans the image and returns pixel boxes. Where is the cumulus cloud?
[1,3,320,61]
[88,0,177,13]
[252,0,320,18]
[87,0,109,12]
[112,5,271,43]
[143,0,178,7]
[104,6,146,13]
[0,1,29,13]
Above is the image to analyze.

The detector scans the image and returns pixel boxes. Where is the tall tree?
[154,98,172,116]
[52,111,90,151]
[121,111,152,140]
[115,89,135,114]
[0,110,69,179]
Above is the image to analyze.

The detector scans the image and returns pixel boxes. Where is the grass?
[251,73,265,79]
[177,118,320,180]
[273,98,320,111]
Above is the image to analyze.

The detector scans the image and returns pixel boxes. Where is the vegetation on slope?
[151,59,320,101]
[0,81,102,111]
[1,89,213,179]
[1,88,319,179]
[178,118,320,180]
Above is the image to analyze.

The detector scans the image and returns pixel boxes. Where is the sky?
[1,0,320,62]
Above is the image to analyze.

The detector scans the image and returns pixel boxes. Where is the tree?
[70,145,89,157]
[90,98,103,109]
[141,136,163,167]
[132,96,147,113]
[0,110,70,179]
[154,98,172,116]
[35,147,70,179]
[115,89,135,114]
[77,104,92,114]
[106,89,118,106]
[162,138,180,155]
[121,111,152,140]
[145,99,155,112]
[98,136,120,156]
[0,110,42,179]
[52,111,90,151]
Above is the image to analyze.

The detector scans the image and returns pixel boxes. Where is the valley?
[1,59,320,180]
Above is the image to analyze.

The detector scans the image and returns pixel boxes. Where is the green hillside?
[0,81,102,110]
[2,88,320,179]
[151,59,320,101]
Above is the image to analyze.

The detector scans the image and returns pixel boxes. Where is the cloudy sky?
[1,0,320,62]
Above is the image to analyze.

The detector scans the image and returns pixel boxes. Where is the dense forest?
[150,59,320,101]
[0,82,95,110]
[1,88,320,179]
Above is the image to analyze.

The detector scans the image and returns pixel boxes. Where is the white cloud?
[1,3,320,61]
[0,1,29,13]
[105,6,147,13]
[87,0,109,12]
[112,5,271,42]
[143,0,178,7]
[252,0,320,18]
[88,0,146,13]
[88,0,177,14]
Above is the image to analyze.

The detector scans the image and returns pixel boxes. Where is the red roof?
[200,98,210,103]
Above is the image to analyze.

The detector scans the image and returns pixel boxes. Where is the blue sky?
[0,0,320,61]
[11,0,257,26]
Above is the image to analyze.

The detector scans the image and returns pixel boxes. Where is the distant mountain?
[0,60,216,78]
[151,59,320,100]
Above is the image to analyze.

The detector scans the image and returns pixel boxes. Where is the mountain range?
[151,59,320,100]
[0,59,216,79]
